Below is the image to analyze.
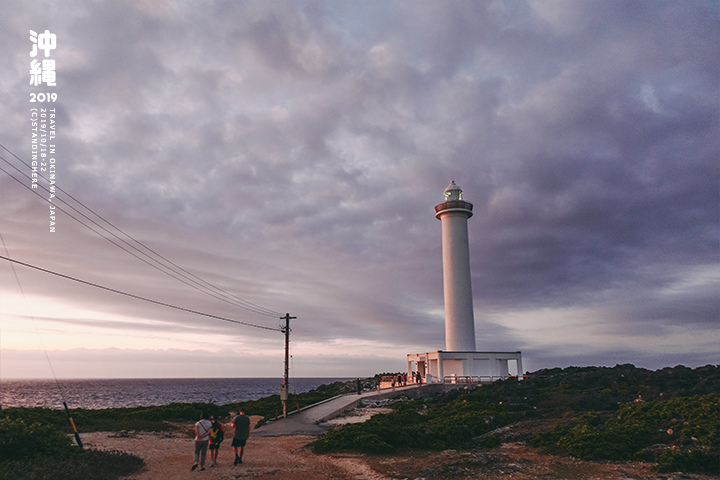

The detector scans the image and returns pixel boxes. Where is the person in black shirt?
[231,410,250,465]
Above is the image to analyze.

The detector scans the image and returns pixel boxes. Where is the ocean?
[0,377,352,410]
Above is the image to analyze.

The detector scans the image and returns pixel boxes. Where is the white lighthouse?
[406,181,523,384]
[435,180,477,352]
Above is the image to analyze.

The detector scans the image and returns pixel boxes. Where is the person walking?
[192,412,212,471]
[208,415,224,467]
[231,409,251,465]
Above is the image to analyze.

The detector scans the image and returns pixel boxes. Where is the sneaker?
[191,464,198,471]
[234,456,239,465]
[238,458,243,464]
[200,467,205,471]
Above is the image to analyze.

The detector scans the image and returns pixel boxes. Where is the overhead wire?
[0,254,281,332]
[0,141,283,318]
[0,160,278,319]
[0,142,283,319]
[0,154,280,318]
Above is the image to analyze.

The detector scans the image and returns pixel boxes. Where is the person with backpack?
[208,415,224,467]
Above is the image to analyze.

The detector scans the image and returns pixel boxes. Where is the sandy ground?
[82,416,388,480]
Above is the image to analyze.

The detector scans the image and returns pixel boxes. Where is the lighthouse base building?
[406,350,523,384]
[407,182,522,384]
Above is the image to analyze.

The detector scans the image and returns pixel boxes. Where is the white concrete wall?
[408,351,523,383]
[495,359,510,377]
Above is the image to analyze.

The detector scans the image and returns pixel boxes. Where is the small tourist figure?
[192,412,212,471]
[231,409,251,465]
[208,415,224,467]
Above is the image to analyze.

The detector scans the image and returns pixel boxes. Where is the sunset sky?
[0,1,717,379]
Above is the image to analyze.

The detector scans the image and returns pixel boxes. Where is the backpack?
[210,424,224,443]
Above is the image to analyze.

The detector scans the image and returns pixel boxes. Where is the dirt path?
[82,417,388,480]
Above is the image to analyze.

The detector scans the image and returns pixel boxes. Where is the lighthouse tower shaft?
[435,182,477,352]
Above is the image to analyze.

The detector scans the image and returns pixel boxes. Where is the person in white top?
[192,412,213,471]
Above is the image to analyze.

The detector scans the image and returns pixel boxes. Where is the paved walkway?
[252,384,427,437]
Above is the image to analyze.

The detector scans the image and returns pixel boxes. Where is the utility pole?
[280,313,296,418]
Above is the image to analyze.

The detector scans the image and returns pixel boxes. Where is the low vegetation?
[313,364,720,475]
[530,394,719,474]
[0,416,144,480]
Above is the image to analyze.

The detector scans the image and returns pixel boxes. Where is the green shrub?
[655,449,720,475]
[0,417,77,462]
[529,423,572,449]
[0,449,144,480]
[312,423,364,453]
[530,394,719,474]
[0,416,144,480]
[353,433,396,454]
[555,420,648,461]
[312,409,427,454]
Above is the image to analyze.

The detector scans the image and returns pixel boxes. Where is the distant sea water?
[0,378,352,410]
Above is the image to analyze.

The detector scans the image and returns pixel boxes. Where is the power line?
[0,142,283,319]
[0,234,84,448]
[0,153,280,318]
[0,160,277,318]
[0,254,281,332]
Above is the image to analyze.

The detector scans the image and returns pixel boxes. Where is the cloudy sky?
[0,1,717,379]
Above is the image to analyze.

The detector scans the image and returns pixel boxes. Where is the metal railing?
[441,375,519,384]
